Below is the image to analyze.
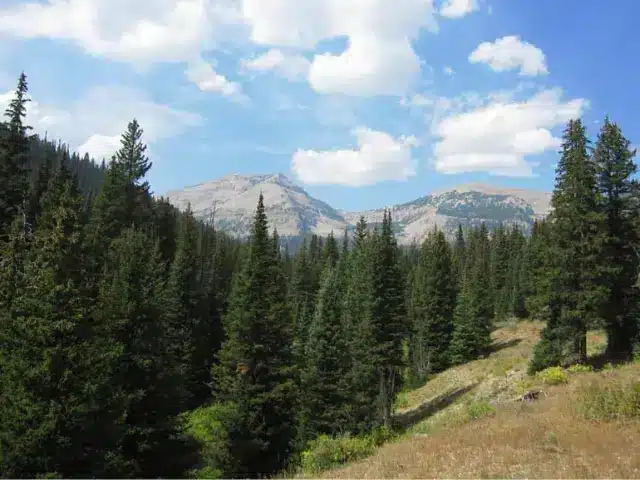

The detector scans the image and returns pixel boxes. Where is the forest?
[0,73,638,478]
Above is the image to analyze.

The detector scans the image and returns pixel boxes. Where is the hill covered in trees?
[0,73,639,478]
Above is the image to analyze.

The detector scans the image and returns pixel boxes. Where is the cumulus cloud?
[431,88,588,176]
[0,0,244,97]
[185,59,247,102]
[469,35,549,76]
[439,0,477,18]
[0,85,202,161]
[292,127,419,186]
[242,49,310,81]
[241,0,438,96]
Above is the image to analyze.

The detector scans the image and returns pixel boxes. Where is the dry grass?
[318,321,640,479]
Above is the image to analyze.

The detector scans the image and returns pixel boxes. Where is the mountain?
[165,174,552,245]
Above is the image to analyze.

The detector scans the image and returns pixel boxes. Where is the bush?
[567,363,593,374]
[301,433,377,474]
[181,402,240,479]
[579,381,640,422]
[535,366,568,385]
[467,400,496,420]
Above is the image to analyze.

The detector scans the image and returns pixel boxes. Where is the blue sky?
[0,0,638,211]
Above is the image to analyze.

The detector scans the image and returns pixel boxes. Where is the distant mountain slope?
[165,175,552,244]
[166,173,349,237]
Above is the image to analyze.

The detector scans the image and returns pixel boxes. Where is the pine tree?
[212,194,296,478]
[370,210,407,427]
[490,225,510,321]
[342,217,377,433]
[452,224,466,289]
[0,160,113,477]
[96,229,196,477]
[409,228,456,383]
[323,231,340,268]
[299,263,349,441]
[290,239,315,363]
[593,117,639,359]
[449,224,493,363]
[164,207,208,410]
[89,119,153,279]
[0,72,32,237]
[530,119,605,371]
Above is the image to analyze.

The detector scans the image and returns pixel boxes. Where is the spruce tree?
[593,118,639,359]
[0,72,31,237]
[0,160,112,477]
[212,194,295,478]
[96,229,196,477]
[409,228,456,383]
[530,119,605,371]
[164,206,209,411]
[342,217,377,433]
[299,263,349,442]
[370,210,407,427]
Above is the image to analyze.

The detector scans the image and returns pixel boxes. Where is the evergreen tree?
[452,224,466,287]
[164,207,209,410]
[290,239,315,363]
[212,194,295,478]
[530,119,605,371]
[0,160,112,477]
[370,210,407,427]
[299,264,349,442]
[323,231,340,268]
[409,228,456,384]
[449,224,493,362]
[0,72,31,237]
[96,229,196,477]
[342,217,377,433]
[593,118,639,359]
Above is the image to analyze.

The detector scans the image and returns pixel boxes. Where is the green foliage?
[579,381,640,421]
[182,402,241,479]
[300,428,394,475]
[535,366,569,385]
[567,363,593,373]
[467,400,497,420]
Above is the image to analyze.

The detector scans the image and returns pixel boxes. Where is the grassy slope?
[320,321,640,478]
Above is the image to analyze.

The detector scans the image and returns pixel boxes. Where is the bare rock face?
[165,174,551,245]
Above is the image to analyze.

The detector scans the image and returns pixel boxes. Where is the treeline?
[0,73,638,479]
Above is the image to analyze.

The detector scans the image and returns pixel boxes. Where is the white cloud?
[443,65,455,76]
[439,0,477,18]
[0,85,202,161]
[0,0,245,97]
[185,59,247,102]
[431,88,588,176]
[469,35,548,76]
[243,49,310,81]
[292,127,419,186]
[241,0,438,96]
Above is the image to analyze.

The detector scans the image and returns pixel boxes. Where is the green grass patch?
[567,363,593,374]
[578,381,640,422]
[467,400,497,421]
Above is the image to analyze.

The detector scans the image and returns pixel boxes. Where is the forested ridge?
[1,73,639,478]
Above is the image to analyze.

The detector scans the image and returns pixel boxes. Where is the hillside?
[166,174,552,243]
[302,322,640,479]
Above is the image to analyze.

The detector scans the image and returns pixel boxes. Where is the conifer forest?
[1,73,639,478]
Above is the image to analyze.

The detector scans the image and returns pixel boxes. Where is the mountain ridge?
[165,173,552,244]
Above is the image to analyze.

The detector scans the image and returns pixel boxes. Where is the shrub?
[467,400,496,420]
[181,402,240,479]
[567,363,593,374]
[579,381,640,422]
[301,434,376,474]
[394,392,409,410]
[535,366,568,385]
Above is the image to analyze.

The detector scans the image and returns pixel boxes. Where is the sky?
[0,0,638,211]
